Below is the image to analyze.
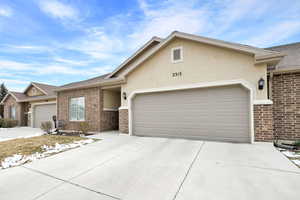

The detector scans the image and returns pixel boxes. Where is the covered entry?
[131,84,251,143]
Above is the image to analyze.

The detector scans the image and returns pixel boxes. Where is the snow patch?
[281,151,300,158]
[1,139,94,169]
[292,159,300,166]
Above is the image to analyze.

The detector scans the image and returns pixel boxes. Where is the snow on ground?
[277,148,300,168]
[1,139,94,169]
[281,151,300,158]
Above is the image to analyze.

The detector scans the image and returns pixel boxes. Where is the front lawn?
[0,135,96,169]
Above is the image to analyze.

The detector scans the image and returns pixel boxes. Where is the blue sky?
[0,0,300,91]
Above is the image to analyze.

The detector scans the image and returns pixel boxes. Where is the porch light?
[258,78,265,90]
[122,92,127,100]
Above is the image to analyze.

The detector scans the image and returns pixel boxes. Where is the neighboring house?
[266,42,300,141]
[55,31,285,143]
[0,82,58,128]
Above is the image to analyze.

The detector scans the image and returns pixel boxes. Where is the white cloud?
[0,5,13,17]
[0,78,29,85]
[53,57,91,66]
[0,60,32,70]
[38,0,78,20]
[129,0,209,46]
[65,28,125,60]
[244,21,300,47]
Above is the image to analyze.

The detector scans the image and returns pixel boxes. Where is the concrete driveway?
[0,133,299,200]
[0,127,43,142]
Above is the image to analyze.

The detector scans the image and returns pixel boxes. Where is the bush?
[294,140,300,147]
[0,118,18,128]
[78,122,90,135]
[40,121,53,134]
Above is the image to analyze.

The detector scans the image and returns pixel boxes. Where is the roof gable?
[110,31,284,78]
[106,37,162,78]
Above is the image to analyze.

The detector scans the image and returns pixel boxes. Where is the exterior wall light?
[122,92,127,100]
[258,78,265,90]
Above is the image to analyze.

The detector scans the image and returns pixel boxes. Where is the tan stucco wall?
[121,38,268,106]
[103,90,121,109]
[26,85,44,96]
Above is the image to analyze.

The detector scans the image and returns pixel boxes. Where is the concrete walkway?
[0,132,299,200]
[0,127,43,142]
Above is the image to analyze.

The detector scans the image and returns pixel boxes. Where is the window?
[171,47,183,63]
[69,97,85,121]
[10,106,16,120]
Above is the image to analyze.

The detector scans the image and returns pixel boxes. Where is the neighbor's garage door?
[132,85,250,143]
[33,104,56,128]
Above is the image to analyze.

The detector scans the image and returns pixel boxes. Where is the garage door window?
[69,97,85,121]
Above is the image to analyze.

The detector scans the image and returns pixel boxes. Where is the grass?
[0,135,86,163]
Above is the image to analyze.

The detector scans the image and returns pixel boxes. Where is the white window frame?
[10,106,16,120]
[171,46,183,63]
[69,97,85,121]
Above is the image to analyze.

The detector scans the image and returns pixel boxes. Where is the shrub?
[40,121,53,134]
[78,122,90,135]
[294,140,300,147]
[0,118,18,128]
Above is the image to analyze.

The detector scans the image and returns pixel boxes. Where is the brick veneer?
[272,72,300,140]
[119,109,129,133]
[3,95,23,126]
[57,87,102,131]
[254,104,274,142]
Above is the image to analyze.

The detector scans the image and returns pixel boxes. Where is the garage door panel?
[132,85,250,143]
[34,104,56,128]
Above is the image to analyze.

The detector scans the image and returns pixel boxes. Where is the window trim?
[69,96,85,122]
[171,46,183,63]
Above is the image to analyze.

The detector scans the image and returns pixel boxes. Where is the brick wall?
[272,73,300,140]
[57,87,101,131]
[3,95,23,126]
[254,104,274,142]
[119,109,128,133]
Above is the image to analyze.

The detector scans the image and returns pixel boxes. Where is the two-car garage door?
[132,85,251,143]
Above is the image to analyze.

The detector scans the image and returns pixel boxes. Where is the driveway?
[0,132,299,200]
[0,127,43,142]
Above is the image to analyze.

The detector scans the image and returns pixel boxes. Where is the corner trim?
[128,79,255,143]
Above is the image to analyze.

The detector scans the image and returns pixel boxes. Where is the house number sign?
[172,72,182,77]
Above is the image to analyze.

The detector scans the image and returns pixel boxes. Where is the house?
[0,82,58,128]
[266,42,300,141]
[55,31,285,143]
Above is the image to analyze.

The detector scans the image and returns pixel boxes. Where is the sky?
[0,0,300,92]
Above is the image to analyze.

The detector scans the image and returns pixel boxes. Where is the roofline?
[17,95,57,102]
[55,77,126,92]
[266,41,300,49]
[23,82,49,95]
[0,92,19,104]
[106,36,162,79]
[113,31,284,78]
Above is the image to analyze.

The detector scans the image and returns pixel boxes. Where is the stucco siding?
[103,90,121,110]
[121,38,268,106]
